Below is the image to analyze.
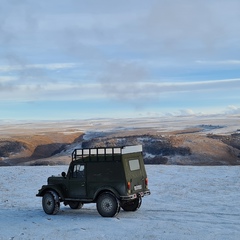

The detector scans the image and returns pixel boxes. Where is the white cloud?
[178,109,195,116]
[2,0,240,61]
[196,60,240,65]
[0,81,104,101]
[100,76,240,102]
[0,76,17,83]
[0,63,80,72]
[225,105,240,115]
[1,74,239,103]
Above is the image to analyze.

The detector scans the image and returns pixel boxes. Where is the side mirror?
[61,172,66,178]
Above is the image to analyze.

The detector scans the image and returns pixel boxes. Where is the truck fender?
[93,186,120,201]
[36,185,65,200]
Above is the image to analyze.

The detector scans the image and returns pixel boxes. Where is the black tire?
[69,201,84,209]
[42,191,60,215]
[121,196,142,211]
[97,192,120,217]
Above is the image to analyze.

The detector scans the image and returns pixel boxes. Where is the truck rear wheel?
[42,191,60,215]
[121,196,142,211]
[97,192,120,217]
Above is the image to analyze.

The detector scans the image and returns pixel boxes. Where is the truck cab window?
[73,164,85,178]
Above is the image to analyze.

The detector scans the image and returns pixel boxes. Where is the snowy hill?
[0,165,239,239]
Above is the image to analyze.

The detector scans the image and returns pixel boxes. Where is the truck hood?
[48,176,64,185]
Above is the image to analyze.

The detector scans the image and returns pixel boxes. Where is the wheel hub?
[103,199,113,212]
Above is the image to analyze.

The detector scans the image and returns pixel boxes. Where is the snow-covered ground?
[0,165,239,240]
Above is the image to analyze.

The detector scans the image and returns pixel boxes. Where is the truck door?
[68,163,86,198]
[125,155,147,194]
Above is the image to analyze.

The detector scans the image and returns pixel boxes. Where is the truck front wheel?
[42,191,60,215]
[97,192,120,217]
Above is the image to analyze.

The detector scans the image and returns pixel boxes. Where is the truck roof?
[72,145,143,162]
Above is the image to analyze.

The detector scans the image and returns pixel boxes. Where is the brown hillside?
[0,118,239,166]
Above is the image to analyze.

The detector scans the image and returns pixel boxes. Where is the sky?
[0,0,240,120]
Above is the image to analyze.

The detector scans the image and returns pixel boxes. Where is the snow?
[144,152,156,159]
[0,165,240,240]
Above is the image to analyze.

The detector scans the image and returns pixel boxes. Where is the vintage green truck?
[36,145,150,217]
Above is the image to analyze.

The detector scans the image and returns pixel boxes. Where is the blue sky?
[0,0,240,120]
